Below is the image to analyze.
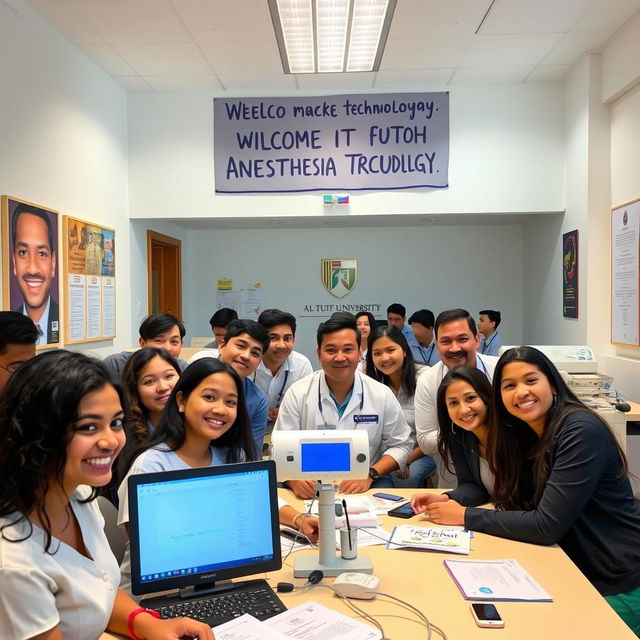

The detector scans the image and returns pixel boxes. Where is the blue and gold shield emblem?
[321,259,357,299]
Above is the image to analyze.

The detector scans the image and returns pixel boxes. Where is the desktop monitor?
[128,460,282,597]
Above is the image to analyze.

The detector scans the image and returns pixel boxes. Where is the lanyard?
[481,332,497,354]
[418,342,435,363]
[318,374,364,427]
[254,365,290,408]
[275,370,289,407]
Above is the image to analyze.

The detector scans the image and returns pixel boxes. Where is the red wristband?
[127,607,161,640]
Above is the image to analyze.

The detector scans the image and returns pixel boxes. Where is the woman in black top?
[411,366,493,511]
[425,346,640,634]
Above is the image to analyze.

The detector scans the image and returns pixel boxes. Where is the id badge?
[318,424,337,430]
[354,414,379,424]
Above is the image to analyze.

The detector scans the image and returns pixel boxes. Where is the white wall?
[182,224,524,361]
[605,81,640,399]
[0,0,130,355]
[127,84,565,221]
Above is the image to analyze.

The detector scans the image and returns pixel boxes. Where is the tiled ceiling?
[24,0,640,92]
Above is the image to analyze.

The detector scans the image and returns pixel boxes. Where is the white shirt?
[22,298,50,346]
[188,347,219,363]
[0,487,119,640]
[414,354,498,455]
[274,369,412,468]
[253,351,313,412]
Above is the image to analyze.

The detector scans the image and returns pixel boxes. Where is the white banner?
[214,92,449,193]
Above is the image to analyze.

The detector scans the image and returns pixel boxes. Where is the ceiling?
[24,0,640,93]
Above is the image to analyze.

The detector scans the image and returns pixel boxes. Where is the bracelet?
[128,607,161,640]
[292,512,309,530]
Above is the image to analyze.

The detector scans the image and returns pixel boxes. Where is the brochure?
[386,525,471,554]
[444,558,553,601]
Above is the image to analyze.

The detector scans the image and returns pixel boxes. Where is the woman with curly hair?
[121,347,181,443]
[0,350,212,639]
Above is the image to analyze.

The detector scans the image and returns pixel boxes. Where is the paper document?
[305,496,379,529]
[266,600,381,639]
[387,525,470,554]
[336,526,389,549]
[212,613,287,639]
[444,558,553,601]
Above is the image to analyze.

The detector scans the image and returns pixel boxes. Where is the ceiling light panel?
[276,0,315,73]
[347,0,389,71]
[316,0,350,73]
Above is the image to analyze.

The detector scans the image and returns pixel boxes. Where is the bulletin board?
[611,197,640,347]
[63,215,116,343]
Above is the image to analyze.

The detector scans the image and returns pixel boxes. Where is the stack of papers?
[444,558,553,601]
[213,601,382,639]
[386,525,471,555]
[305,496,379,529]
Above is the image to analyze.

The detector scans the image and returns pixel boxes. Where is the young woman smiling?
[121,347,181,441]
[426,346,640,634]
[0,350,212,640]
[355,310,376,372]
[366,325,436,487]
[411,366,493,514]
[117,358,318,593]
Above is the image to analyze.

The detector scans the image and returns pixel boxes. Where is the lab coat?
[274,369,412,469]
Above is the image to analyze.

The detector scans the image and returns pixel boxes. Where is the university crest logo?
[321,259,357,299]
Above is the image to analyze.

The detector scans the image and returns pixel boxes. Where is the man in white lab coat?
[274,312,412,499]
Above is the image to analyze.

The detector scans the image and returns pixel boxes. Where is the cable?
[375,591,448,640]
[313,584,388,639]
[281,497,319,564]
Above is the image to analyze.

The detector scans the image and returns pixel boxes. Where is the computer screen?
[128,460,282,596]
[301,442,351,472]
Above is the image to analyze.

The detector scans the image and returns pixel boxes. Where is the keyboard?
[147,579,287,628]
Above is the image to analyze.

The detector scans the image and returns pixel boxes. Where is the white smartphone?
[470,603,505,628]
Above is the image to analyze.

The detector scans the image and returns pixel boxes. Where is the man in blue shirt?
[218,319,269,453]
[387,303,418,350]
[408,309,440,366]
[478,309,504,356]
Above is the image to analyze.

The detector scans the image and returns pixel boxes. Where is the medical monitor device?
[128,460,281,597]
[271,429,369,481]
[272,430,374,577]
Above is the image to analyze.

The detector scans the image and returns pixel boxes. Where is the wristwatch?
[368,467,380,481]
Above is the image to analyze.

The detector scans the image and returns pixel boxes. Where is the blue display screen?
[301,442,350,472]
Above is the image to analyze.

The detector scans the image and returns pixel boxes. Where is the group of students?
[1,304,640,637]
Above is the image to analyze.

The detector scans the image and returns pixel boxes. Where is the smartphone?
[470,603,505,628]
[372,492,404,502]
[388,503,415,519]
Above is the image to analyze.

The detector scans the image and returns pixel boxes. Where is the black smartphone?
[372,492,404,502]
[388,503,415,519]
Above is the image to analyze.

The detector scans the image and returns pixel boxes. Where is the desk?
[102,489,635,639]
[626,401,640,422]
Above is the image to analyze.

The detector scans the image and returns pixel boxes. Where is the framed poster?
[63,215,116,343]
[562,230,578,318]
[1,196,61,348]
[611,197,640,347]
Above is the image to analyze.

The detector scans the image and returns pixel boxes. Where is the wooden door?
[147,230,182,318]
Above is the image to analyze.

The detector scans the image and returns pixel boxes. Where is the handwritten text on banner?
[213,92,449,193]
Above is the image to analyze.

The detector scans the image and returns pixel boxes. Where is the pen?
[342,499,352,551]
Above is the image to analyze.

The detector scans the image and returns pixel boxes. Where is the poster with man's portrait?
[1,196,61,348]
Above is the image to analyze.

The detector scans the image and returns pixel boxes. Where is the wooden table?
[102,489,636,639]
